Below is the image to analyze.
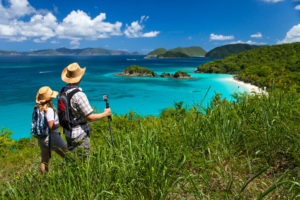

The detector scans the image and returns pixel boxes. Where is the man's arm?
[86,108,111,122]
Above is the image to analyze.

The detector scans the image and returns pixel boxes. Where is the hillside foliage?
[158,51,190,58]
[197,42,300,91]
[148,48,167,55]
[170,46,207,57]
[1,90,300,199]
[205,44,262,58]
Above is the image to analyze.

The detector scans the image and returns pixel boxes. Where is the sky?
[0,0,299,53]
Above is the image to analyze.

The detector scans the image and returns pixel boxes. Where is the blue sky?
[0,0,299,53]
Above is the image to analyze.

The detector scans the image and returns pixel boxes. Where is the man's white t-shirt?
[45,108,59,134]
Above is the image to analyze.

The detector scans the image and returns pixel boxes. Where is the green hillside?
[148,48,167,55]
[0,50,23,55]
[197,42,300,91]
[205,44,262,58]
[55,47,84,54]
[158,51,190,58]
[26,49,61,55]
[170,46,207,57]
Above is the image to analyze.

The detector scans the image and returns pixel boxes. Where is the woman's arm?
[48,121,60,130]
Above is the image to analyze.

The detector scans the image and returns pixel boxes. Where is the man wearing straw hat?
[60,63,111,160]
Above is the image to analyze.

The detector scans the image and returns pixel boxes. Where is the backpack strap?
[67,88,81,105]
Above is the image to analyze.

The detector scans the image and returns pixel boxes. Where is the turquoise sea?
[0,55,249,140]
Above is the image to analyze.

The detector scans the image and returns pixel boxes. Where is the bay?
[0,55,249,139]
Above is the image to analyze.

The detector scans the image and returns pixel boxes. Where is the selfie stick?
[103,95,113,146]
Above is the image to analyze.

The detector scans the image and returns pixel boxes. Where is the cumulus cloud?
[0,0,160,46]
[277,23,300,44]
[125,16,160,38]
[295,4,300,10]
[228,40,266,45]
[262,0,284,2]
[210,33,234,40]
[251,32,262,38]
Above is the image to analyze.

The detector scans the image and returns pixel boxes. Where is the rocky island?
[114,66,194,79]
[114,65,158,77]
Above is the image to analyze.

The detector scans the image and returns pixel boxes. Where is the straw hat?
[61,63,86,84]
[36,86,58,104]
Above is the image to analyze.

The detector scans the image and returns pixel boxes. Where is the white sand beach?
[224,78,267,95]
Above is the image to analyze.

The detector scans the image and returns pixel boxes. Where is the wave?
[127,59,137,61]
[39,71,52,73]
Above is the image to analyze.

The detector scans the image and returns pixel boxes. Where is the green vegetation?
[148,46,206,57]
[148,48,167,55]
[1,90,300,199]
[174,71,191,77]
[170,46,207,57]
[205,44,262,58]
[124,65,156,75]
[0,50,22,55]
[158,51,190,58]
[27,49,61,55]
[197,42,300,91]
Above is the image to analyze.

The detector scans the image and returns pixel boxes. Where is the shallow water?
[0,55,248,139]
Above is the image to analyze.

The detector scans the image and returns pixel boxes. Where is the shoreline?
[224,78,267,95]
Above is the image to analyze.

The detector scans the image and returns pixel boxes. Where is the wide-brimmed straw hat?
[61,63,86,84]
[36,86,58,104]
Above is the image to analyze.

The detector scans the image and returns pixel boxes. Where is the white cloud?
[295,4,300,10]
[228,40,266,45]
[262,0,284,2]
[277,23,300,44]
[51,40,60,44]
[210,33,234,40]
[124,19,160,38]
[188,36,192,39]
[0,1,159,44]
[251,32,262,38]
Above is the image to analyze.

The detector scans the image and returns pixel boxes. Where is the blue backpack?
[31,108,50,139]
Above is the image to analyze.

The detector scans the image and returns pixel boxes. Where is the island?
[195,42,300,91]
[114,65,158,77]
[0,47,144,56]
[205,44,265,58]
[114,66,194,79]
[145,46,206,59]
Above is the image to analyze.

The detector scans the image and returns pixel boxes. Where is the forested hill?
[169,46,206,57]
[148,46,206,57]
[197,42,300,91]
[148,48,167,55]
[205,44,263,58]
[0,47,143,55]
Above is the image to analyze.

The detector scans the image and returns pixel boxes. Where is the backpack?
[31,108,50,138]
[57,87,82,131]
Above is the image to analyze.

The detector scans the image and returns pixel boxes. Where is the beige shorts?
[38,132,66,151]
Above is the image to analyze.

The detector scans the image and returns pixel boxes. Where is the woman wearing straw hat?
[60,63,111,160]
[35,86,68,174]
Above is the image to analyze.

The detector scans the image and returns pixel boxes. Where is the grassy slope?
[148,48,167,55]
[205,44,262,58]
[1,90,300,199]
[198,42,300,90]
[170,46,207,57]
[158,51,190,58]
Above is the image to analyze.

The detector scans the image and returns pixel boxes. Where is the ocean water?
[0,55,249,140]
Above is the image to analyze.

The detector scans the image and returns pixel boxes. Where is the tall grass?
[1,90,300,199]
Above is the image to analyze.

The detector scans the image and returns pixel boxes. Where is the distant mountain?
[158,51,190,58]
[205,44,264,58]
[147,46,206,57]
[0,47,143,55]
[169,46,206,57]
[148,48,167,55]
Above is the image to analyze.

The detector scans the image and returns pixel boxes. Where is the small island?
[114,65,158,77]
[114,66,194,79]
[158,51,190,59]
